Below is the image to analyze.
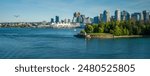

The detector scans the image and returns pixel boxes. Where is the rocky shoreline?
[74,33,149,39]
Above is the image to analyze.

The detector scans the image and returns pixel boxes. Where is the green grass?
[88,33,113,36]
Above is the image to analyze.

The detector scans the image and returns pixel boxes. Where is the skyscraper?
[121,10,130,21]
[115,9,121,21]
[64,18,67,23]
[81,15,86,23]
[99,13,103,22]
[76,16,82,23]
[93,16,100,24]
[102,10,110,23]
[111,16,115,21]
[85,17,92,24]
[143,10,149,22]
[68,19,71,23]
[140,12,144,21]
[55,16,59,23]
[149,15,150,21]
[72,12,83,23]
[51,18,54,23]
[131,12,143,21]
[73,12,80,23]
[74,12,80,17]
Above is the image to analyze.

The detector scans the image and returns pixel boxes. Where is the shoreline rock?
[74,33,150,39]
[114,35,143,38]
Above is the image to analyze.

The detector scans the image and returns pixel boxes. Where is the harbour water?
[0,28,150,59]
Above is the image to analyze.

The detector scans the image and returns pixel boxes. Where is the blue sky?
[0,0,150,22]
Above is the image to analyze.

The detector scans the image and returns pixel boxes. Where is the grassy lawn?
[88,33,113,36]
[87,33,114,38]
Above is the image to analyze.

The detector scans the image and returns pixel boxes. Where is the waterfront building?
[77,16,82,23]
[115,9,121,21]
[68,19,71,23]
[55,16,59,23]
[73,12,81,23]
[85,17,92,24]
[61,20,64,23]
[41,21,47,25]
[64,18,67,23]
[143,10,149,22]
[74,12,80,17]
[51,18,54,23]
[50,22,80,28]
[102,10,110,23]
[81,15,86,23]
[72,12,86,23]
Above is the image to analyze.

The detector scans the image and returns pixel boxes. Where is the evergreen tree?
[85,25,94,33]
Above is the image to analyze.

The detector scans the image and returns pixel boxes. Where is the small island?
[75,20,150,39]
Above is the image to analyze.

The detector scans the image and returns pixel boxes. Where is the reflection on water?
[0,28,150,59]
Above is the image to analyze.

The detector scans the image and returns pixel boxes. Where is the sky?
[0,0,150,22]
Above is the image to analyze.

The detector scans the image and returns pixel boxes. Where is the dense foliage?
[84,20,150,36]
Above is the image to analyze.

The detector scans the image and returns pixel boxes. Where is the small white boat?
[74,29,77,31]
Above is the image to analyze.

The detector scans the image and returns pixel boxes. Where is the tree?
[113,25,122,36]
[123,28,129,35]
[97,23,105,33]
[85,25,94,33]
[82,19,150,36]
[104,22,111,33]
[93,24,99,33]
[110,29,114,34]
[98,27,104,33]
[80,30,86,34]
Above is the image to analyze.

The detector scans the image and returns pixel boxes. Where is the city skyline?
[0,0,150,22]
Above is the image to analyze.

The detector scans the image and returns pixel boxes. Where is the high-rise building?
[64,18,67,23]
[131,13,139,21]
[140,12,144,21]
[61,20,64,23]
[149,15,150,21]
[42,21,47,25]
[100,13,103,22]
[93,16,100,24]
[74,12,80,17]
[76,16,82,23]
[102,10,110,22]
[149,15,150,20]
[121,10,130,21]
[73,12,80,23]
[51,18,54,23]
[143,10,149,22]
[131,12,143,21]
[115,9,121,21]
[85,17,92,24]
[72,12,84,23]
[111,16,115,21]
[68,19,71,23]
[55,16,59,23]
[81,15,86,23]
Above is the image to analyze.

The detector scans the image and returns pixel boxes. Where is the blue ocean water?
[0,28,150,59]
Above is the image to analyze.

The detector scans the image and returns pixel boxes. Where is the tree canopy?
[83,20,150,36]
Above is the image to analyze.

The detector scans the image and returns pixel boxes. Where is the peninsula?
[75,20,150,39]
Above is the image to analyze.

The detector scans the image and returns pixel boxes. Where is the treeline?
[82,20,150,36]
